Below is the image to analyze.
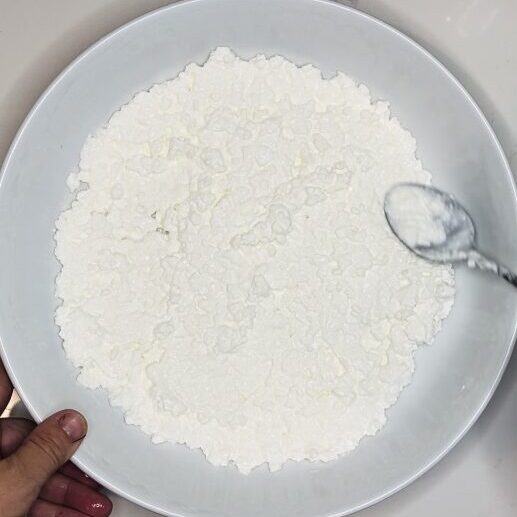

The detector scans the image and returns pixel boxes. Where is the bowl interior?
[0,1,516,516]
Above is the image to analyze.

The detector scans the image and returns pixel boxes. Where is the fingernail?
[58,411,87,442]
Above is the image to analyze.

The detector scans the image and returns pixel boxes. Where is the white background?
[0,1,516,515]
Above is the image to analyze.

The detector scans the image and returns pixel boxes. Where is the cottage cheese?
[385,185,450,249]
[55,48,455,474]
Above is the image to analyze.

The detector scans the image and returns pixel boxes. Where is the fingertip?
[51,410,88,443]
[85,489,113,517]
[96,493,114,517]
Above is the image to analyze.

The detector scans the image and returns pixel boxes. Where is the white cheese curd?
[55,48,455,474]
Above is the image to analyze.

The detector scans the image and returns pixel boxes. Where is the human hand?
[0,360,112,516]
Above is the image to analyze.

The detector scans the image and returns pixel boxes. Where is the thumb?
[5,409,87,500]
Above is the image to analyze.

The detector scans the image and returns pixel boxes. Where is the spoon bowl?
[384,183,475,263]
[384,182,517,287]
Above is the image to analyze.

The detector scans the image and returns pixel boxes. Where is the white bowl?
[1,1,516,516]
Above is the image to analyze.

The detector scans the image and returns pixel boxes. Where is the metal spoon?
[384,182,517,288]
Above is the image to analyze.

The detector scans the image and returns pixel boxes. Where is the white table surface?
[1,1,516,516]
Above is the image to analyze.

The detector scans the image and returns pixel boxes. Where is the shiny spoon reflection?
[384,182,517,288]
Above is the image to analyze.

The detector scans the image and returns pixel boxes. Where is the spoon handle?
[466,250,517,289]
